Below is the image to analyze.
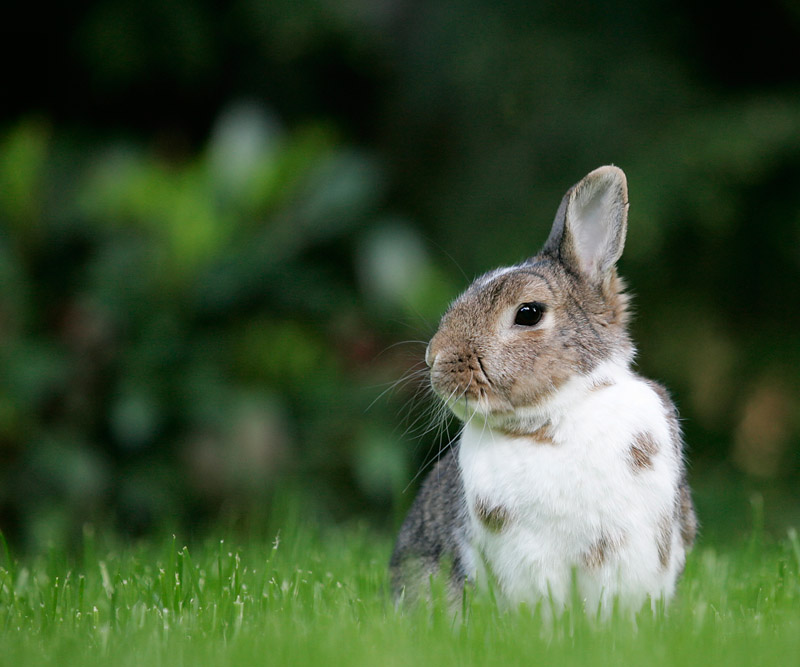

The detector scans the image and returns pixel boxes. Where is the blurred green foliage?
[1,0,800,549]
[0,111,435,549]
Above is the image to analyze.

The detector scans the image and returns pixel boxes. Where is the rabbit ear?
[543,166,628,282]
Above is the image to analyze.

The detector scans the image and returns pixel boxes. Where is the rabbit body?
[459,360,689,612]
[390,166,696,612]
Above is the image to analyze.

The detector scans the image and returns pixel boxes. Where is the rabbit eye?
[514,302,545,326]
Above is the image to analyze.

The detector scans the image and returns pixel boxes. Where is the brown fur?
[474,498,511,533]
[629,431,659,471]
[582,534,611,569]
[497,421,554,444]
[589,379,615,392]
[677,483,697,547]
[601,272,631,329]
[427,260,633,426]
[656,514,673,570]
[528,423,554,444]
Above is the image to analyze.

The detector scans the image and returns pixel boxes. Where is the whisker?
[421,234,470,283]
[364,364,429,413]
[372,339,429,362]
[403,411,460,494]
[402,382,466,492]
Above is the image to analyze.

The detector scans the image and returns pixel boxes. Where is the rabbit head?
[426,166,634,428]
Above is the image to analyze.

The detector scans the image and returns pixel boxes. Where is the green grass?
[1,515,799,667]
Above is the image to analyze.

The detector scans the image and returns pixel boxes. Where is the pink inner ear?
[574,192,611,257]
[566,173,627,278]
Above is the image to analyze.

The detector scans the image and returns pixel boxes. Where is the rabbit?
[389,166,697,615]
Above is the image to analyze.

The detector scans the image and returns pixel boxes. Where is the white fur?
[457,358,686,615]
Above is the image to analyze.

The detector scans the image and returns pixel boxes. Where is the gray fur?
[389,448,470,604]
[644,377,698,549]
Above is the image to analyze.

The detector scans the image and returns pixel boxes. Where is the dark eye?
[514,302,545,326]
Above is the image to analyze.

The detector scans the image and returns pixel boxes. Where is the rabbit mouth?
[432,375,514,421]
[443,393,515,424]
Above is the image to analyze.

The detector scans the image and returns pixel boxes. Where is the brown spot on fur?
[629,431,659,471]
[677,482,697,547]
[497,421,554,444]
[581,532,624,570]
[529,423,554,444]
[656,514,673,570]
[590,379,614,392]
[474,498,510,533]
[582,534,610,569]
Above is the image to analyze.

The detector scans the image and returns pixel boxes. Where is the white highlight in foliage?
[357,220,429,307]
[208,101,283,197]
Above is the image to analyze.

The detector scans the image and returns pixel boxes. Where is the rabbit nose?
[425,342,435,367]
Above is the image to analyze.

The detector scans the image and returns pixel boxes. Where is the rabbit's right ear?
[542,166,629,284]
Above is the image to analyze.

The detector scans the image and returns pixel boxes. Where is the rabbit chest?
[457,365,686,609]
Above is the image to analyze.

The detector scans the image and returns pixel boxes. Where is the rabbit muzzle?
[428,343,514,418]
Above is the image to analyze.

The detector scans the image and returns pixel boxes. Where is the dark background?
[1,0,799,551]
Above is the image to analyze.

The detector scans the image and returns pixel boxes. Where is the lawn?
[1,507,799,667]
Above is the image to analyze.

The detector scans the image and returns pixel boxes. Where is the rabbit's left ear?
[543,166,628,283]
